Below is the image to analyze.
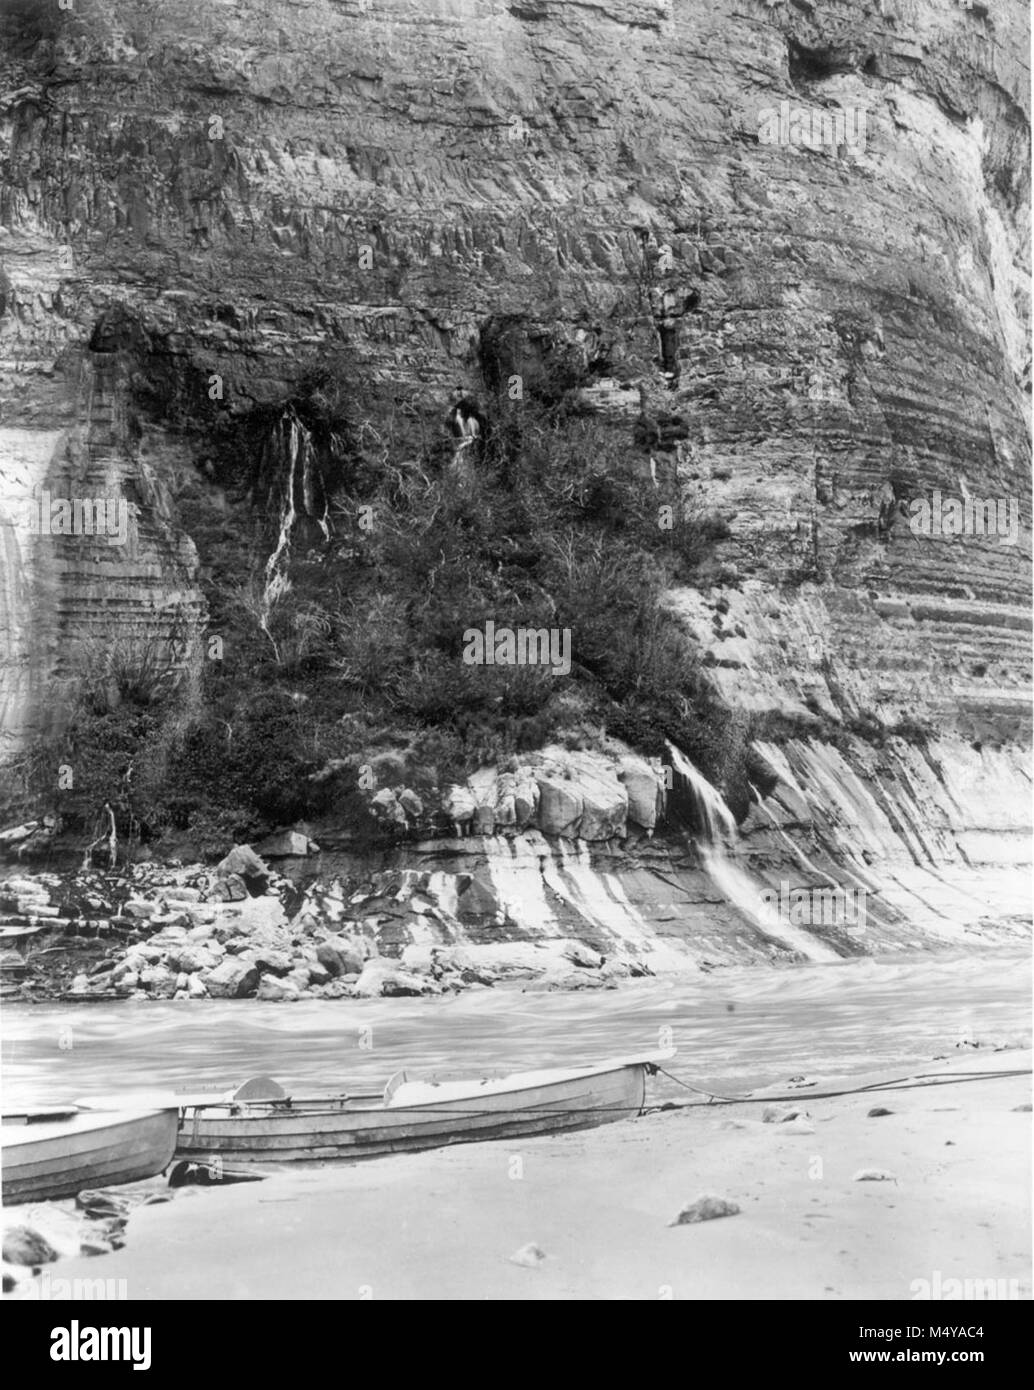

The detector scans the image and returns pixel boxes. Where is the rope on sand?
[649,1064,1032,1111]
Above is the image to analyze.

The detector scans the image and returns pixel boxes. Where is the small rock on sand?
[762,1105,807,1124]
[671,1195,741,1225]
[1012,1103,1032,1112]
[509,1242,546,1268]
[867,1107,893,1118]
[852,1168,897,1183]
[79,1238,114,1257]
[3,1226,59,1266]
[75,1189,130,1219]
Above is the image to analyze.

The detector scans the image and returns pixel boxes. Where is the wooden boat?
[1,1105,179,1205]
[175,1053,668,1166]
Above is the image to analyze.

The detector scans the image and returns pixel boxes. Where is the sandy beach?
[29,1051,1030,1301]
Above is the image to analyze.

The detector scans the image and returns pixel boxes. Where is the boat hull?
[1,1108,179,1205]
[176,1061,649,1166]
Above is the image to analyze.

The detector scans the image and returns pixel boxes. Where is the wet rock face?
[0,0,1029,757]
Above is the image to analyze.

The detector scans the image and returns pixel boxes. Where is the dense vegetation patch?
[14,351,743,854]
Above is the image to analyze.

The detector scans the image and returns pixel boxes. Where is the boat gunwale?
[0,1105,179,1145]
[177,1052,668,1116]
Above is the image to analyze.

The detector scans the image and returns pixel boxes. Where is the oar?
[2,1106,81,1125]
[74,1090,227,1112]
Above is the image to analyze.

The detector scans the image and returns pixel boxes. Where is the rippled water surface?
[2,948,1029,1109]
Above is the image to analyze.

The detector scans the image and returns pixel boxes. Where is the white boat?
[1,1106,179,1205]
[175,1053,669,1166]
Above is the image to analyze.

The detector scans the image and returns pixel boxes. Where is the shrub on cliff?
[28,357,737,848]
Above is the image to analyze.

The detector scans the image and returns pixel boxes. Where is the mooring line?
[648,1063,1032,1111]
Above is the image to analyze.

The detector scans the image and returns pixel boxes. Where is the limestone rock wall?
[0,0,1028,749]
[0,0,1029,944]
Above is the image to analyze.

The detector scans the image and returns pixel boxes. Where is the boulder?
[353,961,429,998]
[315,980,354,999]
[0,948,26,975]
[162,887,202,903]
[619,756,665,832]
[600,959,631,980]
[256,976,301,1003]
[253,950,294,977]
[670,1195,741,1225]
[370,788,408,832]
[214,845,272,894]
[75,1190,131,1220]
[165,945,218,975]
[138,965,178,997]
[79,1238,114,1257]
[563,942,604,969]
[761,1105,807,1124]
[397,788,424,820]
[574,766,627,841]
[121,899,156,919]
[3,1227,59,1266]
[206,873,248,903]
[443,784,476,834]
[472,802,495,836]
[513,776,539,830]
[509,1242,546,1267]
[202,958,259,999]
[316,936,366,978]
[535,773,583,837]
[125,945,161,967]
[210,919,246,944]
[186,974,208,999]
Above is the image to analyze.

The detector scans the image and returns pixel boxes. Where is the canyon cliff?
[0,0,1029,976]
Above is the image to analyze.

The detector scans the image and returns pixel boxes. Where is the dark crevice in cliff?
[786,39,859,88]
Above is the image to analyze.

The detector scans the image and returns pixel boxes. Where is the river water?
[2,947,1029,1109]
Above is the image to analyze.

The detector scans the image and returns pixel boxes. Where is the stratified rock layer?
[0,0,1029,947]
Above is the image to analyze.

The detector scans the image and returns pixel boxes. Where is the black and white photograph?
[0,0,1030,1338]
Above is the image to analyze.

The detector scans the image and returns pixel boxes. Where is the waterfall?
[259,413,330,658]
[665,741,839,961]
[665,741,736,840]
